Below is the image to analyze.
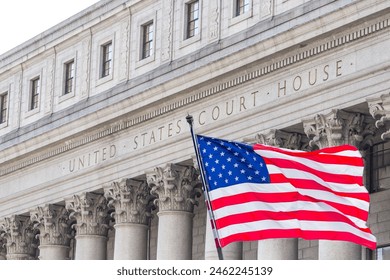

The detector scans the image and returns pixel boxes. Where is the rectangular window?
[142,22,154,59]
[235,0,250,17]
[64,60,75,95]
[369,142,390,192]
[0,92,8,124]
[30,77,40,110]
[101,42,113,78]
[186,1,199,39]
[376,246,390,260]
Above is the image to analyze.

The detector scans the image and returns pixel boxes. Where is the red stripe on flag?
[253,144,364,166]
[263,157,363,185]
[215,210,371,233]
[269,174,369,202]
[211,192,368,221]
[219,229,376,250]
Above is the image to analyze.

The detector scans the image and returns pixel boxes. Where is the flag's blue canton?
[197,135,270,191]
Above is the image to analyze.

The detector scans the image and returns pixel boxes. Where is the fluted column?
[146,163,201,260]
[30,205,72,260]
[104,179,152,260]
[65,193,110,260]
[303,109,375,260]
[252,129,306,260]
[0,215,38,260]
[368,93,390,141]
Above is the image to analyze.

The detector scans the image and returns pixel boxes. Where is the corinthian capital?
[0,236,7,259]
[104,179,152,225]
[245,129,308,150]
[367,93,390,141]
[30,205,72,247]
[65,193,110,236]
[0,215,38,260]
[146,164,201,212]
[303,109,375,149]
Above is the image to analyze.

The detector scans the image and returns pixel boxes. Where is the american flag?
[196,135,376,250]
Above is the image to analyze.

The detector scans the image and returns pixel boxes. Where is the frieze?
[1,17,389,177]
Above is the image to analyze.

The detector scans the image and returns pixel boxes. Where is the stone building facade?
[0,0,390,260]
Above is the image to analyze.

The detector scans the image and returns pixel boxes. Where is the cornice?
[0,16,389,177]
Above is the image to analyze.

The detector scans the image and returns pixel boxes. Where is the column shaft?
[114,224,148,260]
[319,241,361,260]
[257,239,298,260]
[156,211,193,260]
[39,245,69,260]
[75,235,107,260]
[204,212,242,260]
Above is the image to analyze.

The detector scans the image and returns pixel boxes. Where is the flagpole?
[186,114,224,261]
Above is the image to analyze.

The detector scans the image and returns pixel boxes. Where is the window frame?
[30,77,40,111]
[101,41,113,78]
[235,0,250,17]
[229,0,252,27]
[186,0,200,39]
[0,92,8,125]
[141,21,154,60]
[64,59,75,95]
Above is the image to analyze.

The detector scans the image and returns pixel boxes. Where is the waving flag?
[196,135,376,250]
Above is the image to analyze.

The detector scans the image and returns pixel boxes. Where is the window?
[101,42,113,78]
[368,142,390,192]
[141,22,154,59]
[186,1,199,39]
[235,0,250,17]
[0,92,8,124]
[375,246,390,260]
[64,60,75,95]
[30,77,40,110]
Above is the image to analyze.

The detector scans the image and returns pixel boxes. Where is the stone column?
[204,211,243,259]
[146,163,201,260]
[65,193,110,260]
[30,205,72,260]
[104,179,152,260]
[0,215,38,260]
[192,156,243,260]
[250,129,307,260]
[303,109,375,260]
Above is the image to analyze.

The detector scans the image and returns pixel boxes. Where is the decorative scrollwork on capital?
[0,215,38,260]
[245,129,308,150]
[65,193,110,236]
[104,179,153,225]
[146,164,202,212]
[0,236,6,259]
[303,109,375,150]
[30,205,72,247]
[367,93,390,141]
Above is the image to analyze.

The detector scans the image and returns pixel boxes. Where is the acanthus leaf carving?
[65,192,110,236]
[146,163,201,212]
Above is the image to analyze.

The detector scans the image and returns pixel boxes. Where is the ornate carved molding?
[104,179,152,225]
[303,109,376,150]
[1,17,390,177]
[0,236,7,258]
[30,205,72,247]
[146,164,201,212]
[65,193,110,236]
[161,0,174,62]
[367,93,390,141]
[244,129,308,150]
[0,215,37,260]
